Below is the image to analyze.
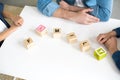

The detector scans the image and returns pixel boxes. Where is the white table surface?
[0,6,120,80]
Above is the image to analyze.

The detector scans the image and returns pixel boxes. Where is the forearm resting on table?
[112,51,120,70]
[69,5,84,12]
[53,8,76,21]
[2,10,15,21]
[0,26,18,41]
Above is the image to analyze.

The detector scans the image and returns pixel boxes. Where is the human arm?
[37,0,99,24]
[85,0,113,21]
[0,11,23,41]
[97,27,120,44]
[0,25,19,41]
[97,31,117,44]
[104,37,120,70]
[112,51,120,70]
[53,7,99,24]
[2,11,23,26]
[0,3,23,41]
[113,27,120,38]
[59,0,85,12]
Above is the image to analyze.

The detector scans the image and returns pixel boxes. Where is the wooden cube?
[66,32,77,43]
[0,73,14,80]
[0,73,26,80]
[36,25,47,36]
[15,77,26,80]
[80,40,90,52]
[53,28,61,38]
[94,47,107,60]
[24,37,34,49]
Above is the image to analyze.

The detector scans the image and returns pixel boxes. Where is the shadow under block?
[94,47,107,60]
[66,32,77,43]
[0,73,25,80]
[36,25,47,36]
[80,40,90,52]
[24,37,34,49]
[53,28,61,38]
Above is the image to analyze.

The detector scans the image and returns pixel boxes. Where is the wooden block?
[80,40,90,52]
[94,47,107,60]
[53,28,61,38]
[0,73,14,80]
[0,73,26,80]
[36,25,47,36]
[24,37,34,49]
[66,32,77,43]
[15,77,26,80]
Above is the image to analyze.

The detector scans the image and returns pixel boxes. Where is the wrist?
[110,49,118,55]
[109,31,117,37]
[62,9,76,21]
[10,25,18,30]
[53,8,73,19]
[53,8,77,22]
[10,15,16,22]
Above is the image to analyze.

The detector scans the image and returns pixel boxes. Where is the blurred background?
[0,0,120,19]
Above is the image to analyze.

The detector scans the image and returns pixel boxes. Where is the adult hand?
[53,8,99,24]
[97,31,116,44]
[104,37,118,54]
[71,8,99,24]
[97,33,111,44]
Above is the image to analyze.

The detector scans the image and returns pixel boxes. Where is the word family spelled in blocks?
[24,37,34,49]
[94,47,107,60]
[36,25,47,36]
[0,73,25,80]
[80,40,90,52]
[53,28,61,38]
[66,32,77,43]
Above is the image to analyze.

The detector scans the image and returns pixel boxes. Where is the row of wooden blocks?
[0,73,25,80]
[24,25,90,51]
[24,25,107,60]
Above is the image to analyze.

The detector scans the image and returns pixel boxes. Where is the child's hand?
[10,21,23,30]
[10,24,21,29]
[8,24,21,32]
[12,15,24,26]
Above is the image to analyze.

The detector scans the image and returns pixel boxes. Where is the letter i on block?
[94,47,107,60]
[36,25,47,36]
[24,37,34,49]
[53,28,61,38]
[80,40,90,52]
[66,32,77,43]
